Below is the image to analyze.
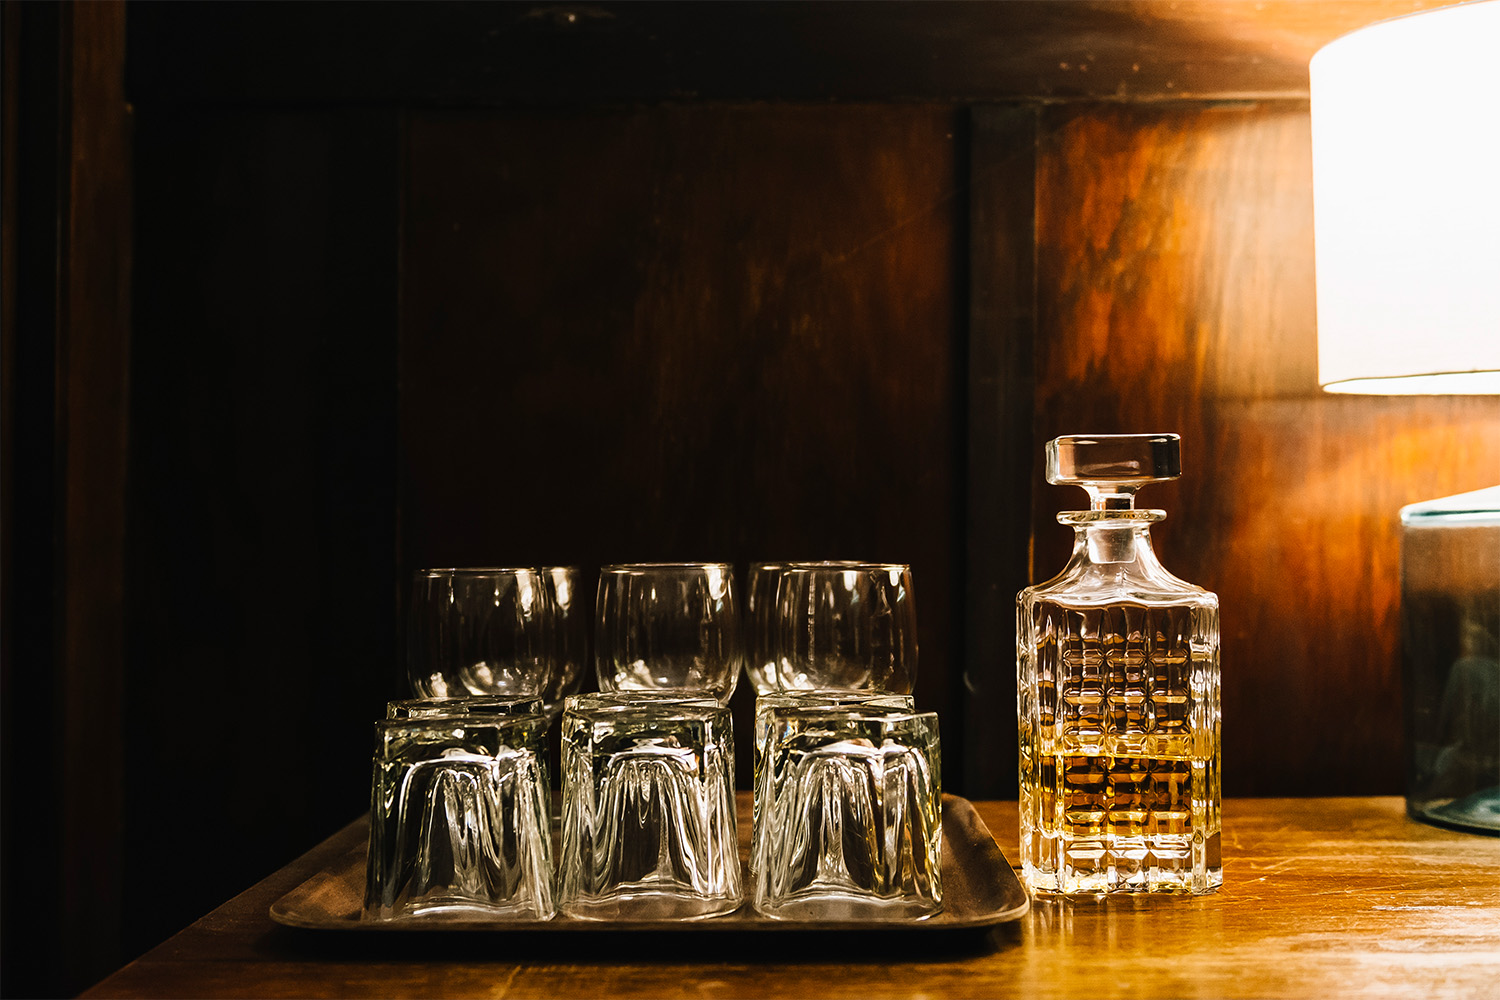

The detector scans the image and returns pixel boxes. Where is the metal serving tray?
[270,793,1027,934]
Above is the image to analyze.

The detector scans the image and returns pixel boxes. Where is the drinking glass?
[753,705,942,920]
[774,562,918,694]
[595,563,741,703]
[407,568,556,699]
[745,562,787,695]
[559,693,740,919]
[365,713,555,921]
[749,690,915,878]
[541,566,590,717]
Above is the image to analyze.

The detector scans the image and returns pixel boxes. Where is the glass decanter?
[1017,434,1221,894]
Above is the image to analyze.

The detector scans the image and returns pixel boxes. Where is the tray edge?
[269,794,1029,933]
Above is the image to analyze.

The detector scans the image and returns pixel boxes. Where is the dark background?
[4,2,1498,997]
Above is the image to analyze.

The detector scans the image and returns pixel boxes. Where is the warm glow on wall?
[1311,0,1500,395]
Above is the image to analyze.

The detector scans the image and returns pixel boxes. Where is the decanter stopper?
[1046,434,1181,511]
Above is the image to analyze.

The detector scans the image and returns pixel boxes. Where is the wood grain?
[964,106,1037,798]
[399,105,964,784]
[82,798,1500,1000]
[80,4,1500,990]
[1031,102,1500,796]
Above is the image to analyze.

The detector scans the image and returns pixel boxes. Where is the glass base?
[391,895,556,920]
[754,890,940,921]
[1023,868,1224,896]
[1408,786,1500,836]
[560,889,741,921]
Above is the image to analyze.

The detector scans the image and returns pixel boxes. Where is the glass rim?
[413,566,546,577]
[563,694,729,718]
[754,689,916,703]
[780,561,910,574]
[387,695,544,708]
[758,704,937,724]
[374,713,547,732]
[600,561,734,573]
[568,689,722,701]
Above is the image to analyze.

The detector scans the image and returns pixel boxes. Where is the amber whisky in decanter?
[1017,434,1221,895]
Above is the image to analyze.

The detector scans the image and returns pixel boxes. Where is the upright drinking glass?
[595,563,742,703]
[407,568,556,700]
[745,562,788,696]
[541,566,591,717]
[774,562,918,694]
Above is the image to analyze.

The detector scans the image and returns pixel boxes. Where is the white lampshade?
[1310,1,1500,395]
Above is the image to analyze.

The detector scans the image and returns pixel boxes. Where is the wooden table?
[84,797,1500,999]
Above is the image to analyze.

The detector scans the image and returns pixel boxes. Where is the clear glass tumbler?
[745,562,789,695]
[749,690,915,878]
[541,566,591,717]
[595,563,742,702]
[407,568,556,700]
[364,713,555,920]
[753,705,942,920]
[558,693,741,919]
[774,562,918,694]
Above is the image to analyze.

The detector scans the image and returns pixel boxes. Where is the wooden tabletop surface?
[83,796,1500,999]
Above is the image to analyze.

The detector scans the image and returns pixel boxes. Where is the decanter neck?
[1082,484,1143,512]
[1058,510,1167,567]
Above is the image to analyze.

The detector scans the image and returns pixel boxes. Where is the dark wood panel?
[60,2,132,990]
[125,108,400,962]
[963,106,1037,799]
[398,105,965,784]
[1,3,133,995]
[0,5,68,995]
[1032,102,1500,796]
[125,1,1465,108]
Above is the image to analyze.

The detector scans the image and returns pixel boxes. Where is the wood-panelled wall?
[121,107,400,969]
[398,106,966,790]
[1028,102,1500,796]
[6,3,1497,994]
[2,4,131,995]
